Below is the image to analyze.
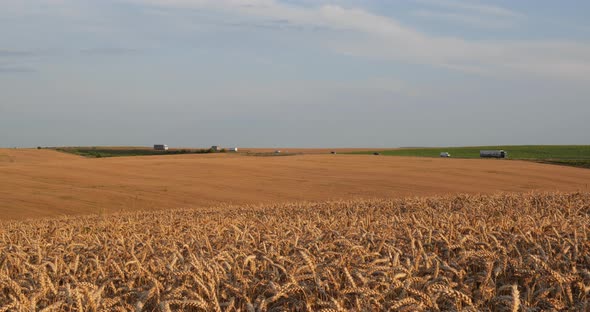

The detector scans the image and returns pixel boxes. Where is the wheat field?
[1,192,589,311]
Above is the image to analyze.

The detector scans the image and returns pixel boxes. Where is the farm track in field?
[2,148,590,220]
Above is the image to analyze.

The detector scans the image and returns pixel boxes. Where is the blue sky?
[1,0,589,148]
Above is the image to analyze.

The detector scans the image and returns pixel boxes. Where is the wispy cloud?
[124,0,590,81]
[4,1,589,80]
[412,0,523,19]
[0,65,36,73]
[410,0,523,30]
[411,9,516,29]
[0,50,35,57]
[0,50,37,73]
[80,47,139,55]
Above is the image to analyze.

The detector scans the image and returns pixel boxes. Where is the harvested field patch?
[2,149,590,220]
[1,192,588,310]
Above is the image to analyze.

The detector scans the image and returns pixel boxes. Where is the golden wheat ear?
[0,192,588,310]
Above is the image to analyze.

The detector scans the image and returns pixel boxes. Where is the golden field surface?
[1,148,590,220]
[0,192,589,311]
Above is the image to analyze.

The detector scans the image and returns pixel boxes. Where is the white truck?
[440,152,451,157]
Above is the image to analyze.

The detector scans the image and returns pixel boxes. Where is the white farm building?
[154,144,169,151]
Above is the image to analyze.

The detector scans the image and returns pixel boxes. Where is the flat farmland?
[1,148,590,220]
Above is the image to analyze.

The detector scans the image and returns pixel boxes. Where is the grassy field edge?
[349,145,590,169]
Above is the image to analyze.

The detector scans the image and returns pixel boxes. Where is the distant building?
[480,150,508,158]
[154,144,168,151]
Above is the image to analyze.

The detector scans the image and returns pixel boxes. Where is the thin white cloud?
[79,47,139,55]
[6,0,590,81]
[128,0,590,80]
[0,50,36,57]
[0,0,84,18]
[411,9,515,29]
[0,66,36,73]
[410,0,523,29]
[412,0,523,19]
[0,49,37,73]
